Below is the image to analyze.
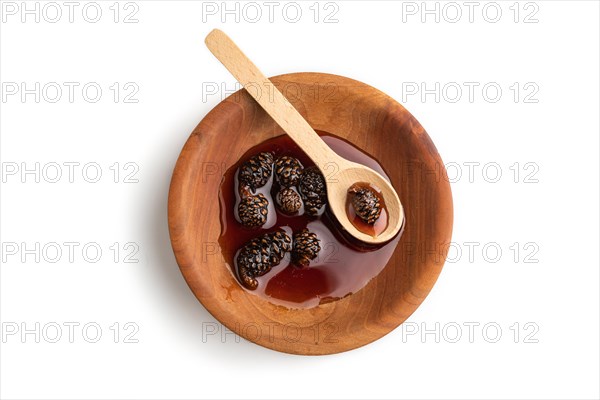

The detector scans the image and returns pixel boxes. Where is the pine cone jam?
[346,183,389,237]
[218,133,401,308]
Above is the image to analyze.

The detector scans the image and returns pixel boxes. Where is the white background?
[1,1,599,399]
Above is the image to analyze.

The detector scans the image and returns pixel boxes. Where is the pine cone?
[270,230,292,264]
[237,231,291,290]
[238,152,274,192]
[348,185,382,224]
[298,166,327,216]
[292,229,321,267]
[274,156,303,187]
[238,194,269,228]
[276,188,302,214]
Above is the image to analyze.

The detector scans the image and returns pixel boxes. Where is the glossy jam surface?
[218,132,402,308]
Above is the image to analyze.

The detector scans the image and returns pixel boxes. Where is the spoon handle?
[205,29,340,167]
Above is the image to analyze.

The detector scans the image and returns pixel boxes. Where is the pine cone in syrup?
[238,152,274,192]
[348,184,382,224]
[276,187,302,215]
[274,156,303,187]
[236,231,292,290]
[298,166,327,216]
[292,228,321,267]
[238,193,269,228]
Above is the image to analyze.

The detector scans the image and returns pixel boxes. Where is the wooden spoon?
[205,29,404,244]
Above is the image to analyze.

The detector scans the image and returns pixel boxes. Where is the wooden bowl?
[168,72,453,355]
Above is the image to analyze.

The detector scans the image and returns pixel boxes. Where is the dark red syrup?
[218,132,403,308]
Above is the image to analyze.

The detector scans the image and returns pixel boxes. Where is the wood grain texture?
[168,72,453,355]
[205,29,403,243]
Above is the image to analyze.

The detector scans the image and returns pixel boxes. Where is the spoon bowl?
[325,158,404,243]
